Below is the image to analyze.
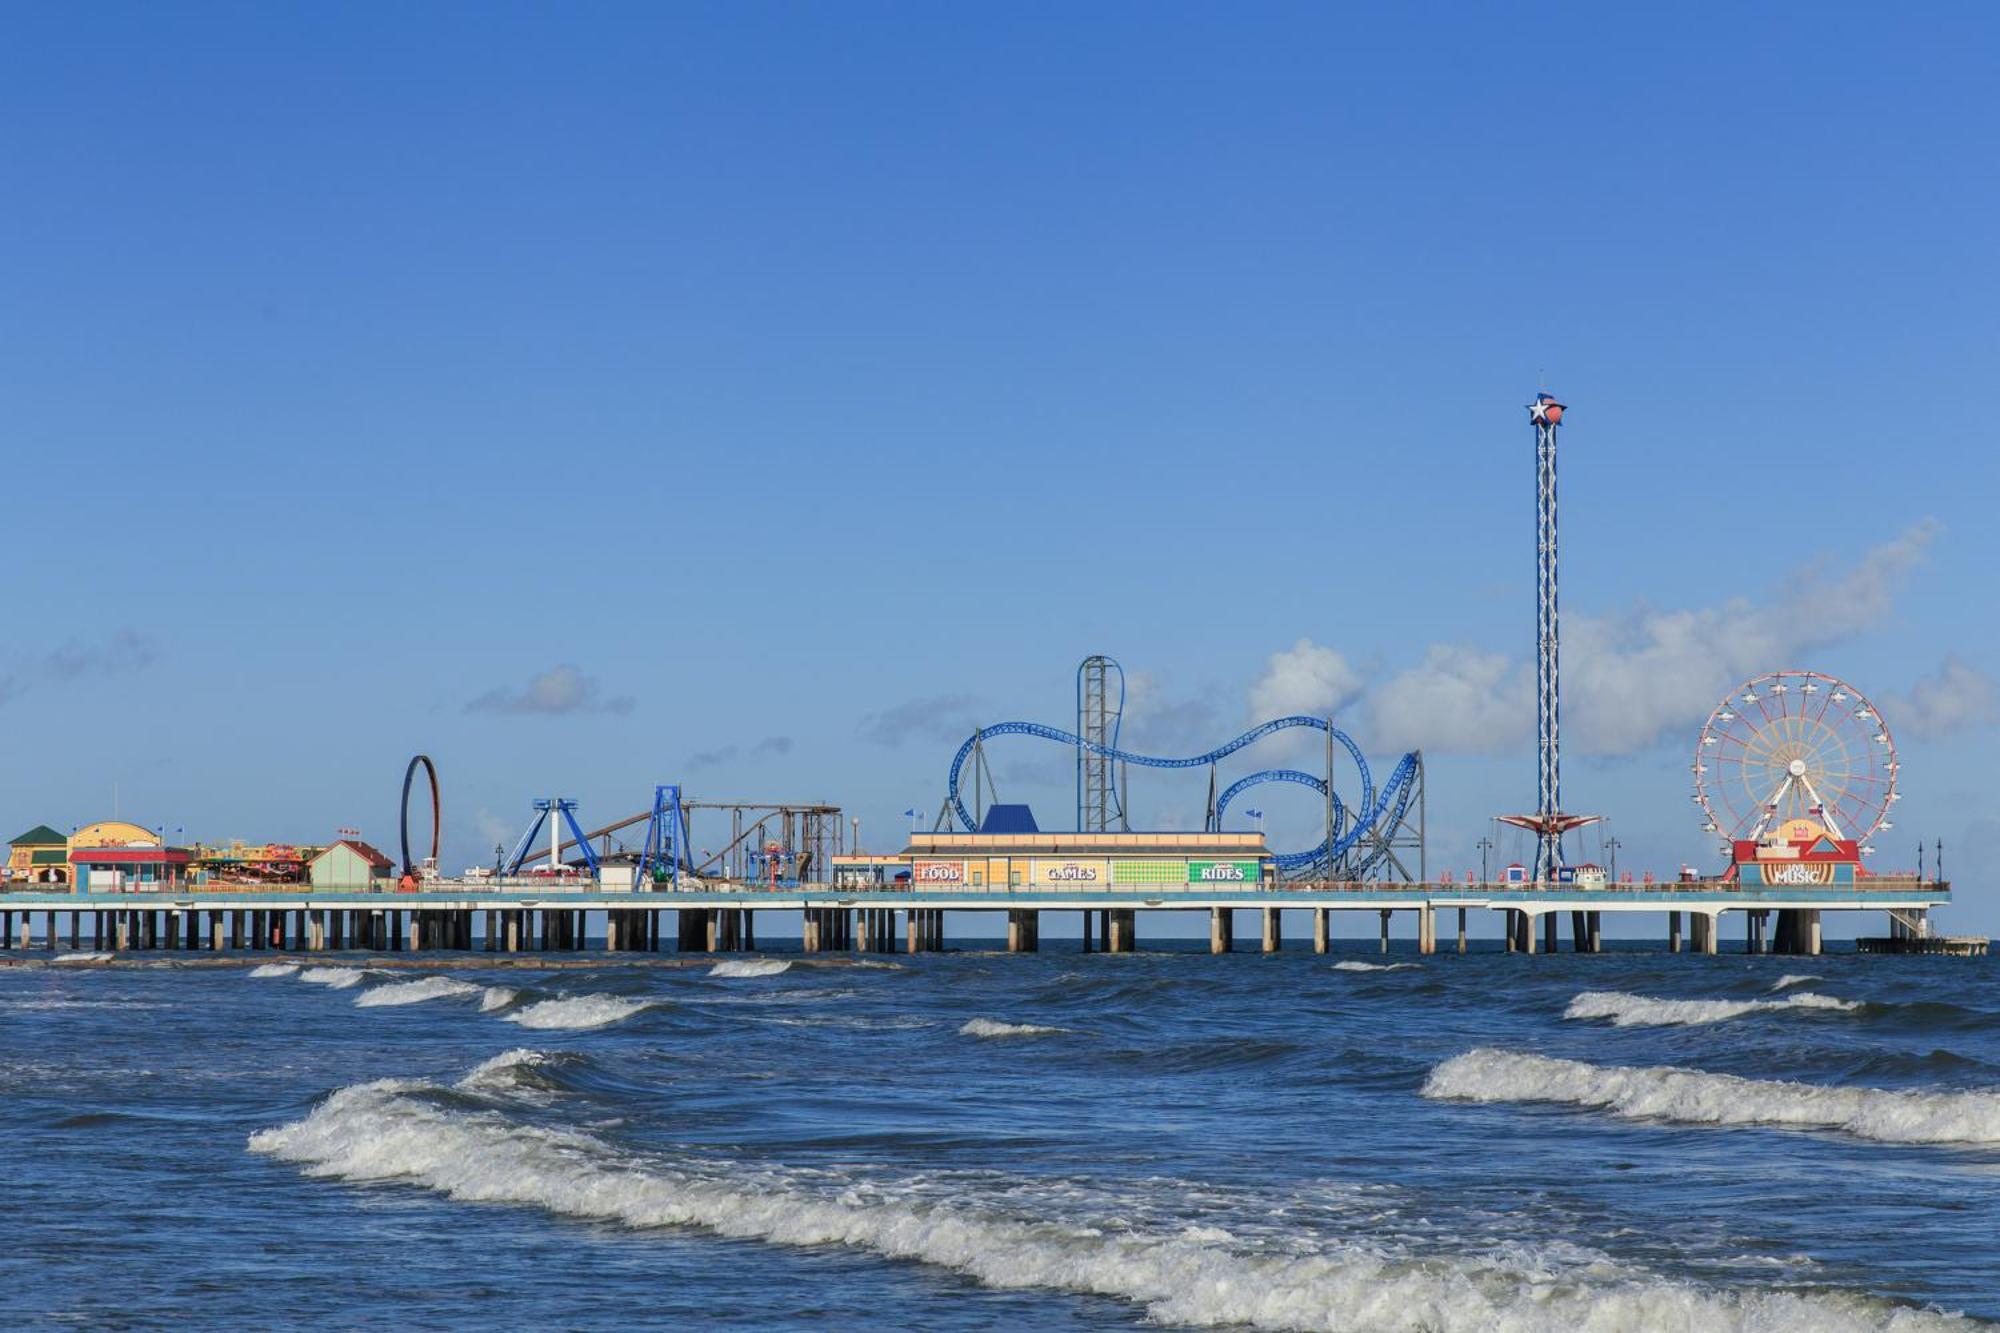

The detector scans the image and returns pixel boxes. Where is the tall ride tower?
[1499,392,1598,881]
[1076,654,1128,833]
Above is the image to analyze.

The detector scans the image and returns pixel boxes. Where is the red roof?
[314,839,393,872]
[69,847,192,865]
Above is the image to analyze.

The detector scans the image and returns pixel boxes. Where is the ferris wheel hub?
[1787,759,1807,776]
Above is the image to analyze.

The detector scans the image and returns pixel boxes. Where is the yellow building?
[8,825,69,883]
[69,820,162,851]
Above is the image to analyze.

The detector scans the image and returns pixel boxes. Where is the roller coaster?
[947,657,1424,880]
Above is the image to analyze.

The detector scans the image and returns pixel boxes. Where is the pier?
[0,878,1954,959]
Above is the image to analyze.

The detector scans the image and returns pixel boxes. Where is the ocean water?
[2,939,1997,1330]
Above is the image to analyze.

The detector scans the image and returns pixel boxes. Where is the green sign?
[1188,860,1259,885]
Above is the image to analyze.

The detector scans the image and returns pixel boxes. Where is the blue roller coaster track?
[946,718,1421,877]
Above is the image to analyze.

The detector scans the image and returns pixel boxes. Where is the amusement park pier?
[1,394,1978,962]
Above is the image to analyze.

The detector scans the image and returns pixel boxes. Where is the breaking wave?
[1771,974,1822,991]
[504,994,652,1031]
[1564,990,1861,1027]
[249,1060,1970,1332]
[355,977,480,1008]
[249,963,300,978]
[1332,961,1418,973]
[53,952,115,963]
[708,959,791,979]
[1423,1048,2000,1145]
[479,986,519,1013]
[959,1019,1069,1039]
[459,1048,556,1091]
[298,967,367,989]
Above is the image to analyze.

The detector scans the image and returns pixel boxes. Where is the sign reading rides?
[1188,860,1261,885]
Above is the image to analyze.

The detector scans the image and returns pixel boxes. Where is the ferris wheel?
[1693,670,1899,853]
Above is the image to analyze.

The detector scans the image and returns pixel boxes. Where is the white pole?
[550,800,561,873]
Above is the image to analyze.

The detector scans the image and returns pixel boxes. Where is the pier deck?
[0,879,1955,958]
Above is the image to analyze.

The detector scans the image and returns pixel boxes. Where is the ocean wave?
[52,952,115,963]
[249,963,301,978]
[1771,974,1821,991]
[459,1048,555,1090]
[1424,1048,2000,1145]
[1332,961,1419,973]
[708,960,791,979]
[479,986,520,1013]
[251,1064,1970,1332]
[355,977,480,1008]
[504,995,652,1031]
[959,1018,1069,1038]
[298,967,368,990]
[1564,989,1861,1027]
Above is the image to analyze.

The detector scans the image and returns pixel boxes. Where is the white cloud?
[1563,520,1938,755]
[1248,640,1364,722]
[1885,657,1998,741]
[466,665,636,717]
[1355,521,1940,757]
[1362,645,1533,754]
[1118,669,1220,754]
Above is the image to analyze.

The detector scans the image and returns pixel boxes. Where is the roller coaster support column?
[636,785,690,890]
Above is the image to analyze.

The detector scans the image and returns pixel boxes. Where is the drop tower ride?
[1498,392,1598,882]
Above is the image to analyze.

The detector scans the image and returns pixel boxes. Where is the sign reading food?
[911,860,965,884]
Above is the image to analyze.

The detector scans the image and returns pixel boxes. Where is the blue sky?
[3,4,1995,931]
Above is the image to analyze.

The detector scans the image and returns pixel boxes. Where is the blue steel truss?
[635,784,691,890]
[505,798,602,877]
[946,717,1419,875]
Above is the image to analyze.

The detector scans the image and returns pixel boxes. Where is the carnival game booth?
[881,829,1275,892]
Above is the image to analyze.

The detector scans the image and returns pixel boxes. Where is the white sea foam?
[355,977,480,1008]
[1771,973,1822,991]
[249,963,300,978]
[959,1018,1069,1038]
[505,994,651,1030]
[53,952,115,963]
[707,959,791,979]
[459,1048,552,1089]
[1564,989,1861,1027]
[1331,961,1418,973]
[1424,1048,2000,1145]
[479,986,520,1013]
[298,967,367,989]
[251,1064,1969,1332]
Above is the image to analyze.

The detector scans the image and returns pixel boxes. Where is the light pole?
[1477,835,1493,884]
[1607,836,1622,883]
